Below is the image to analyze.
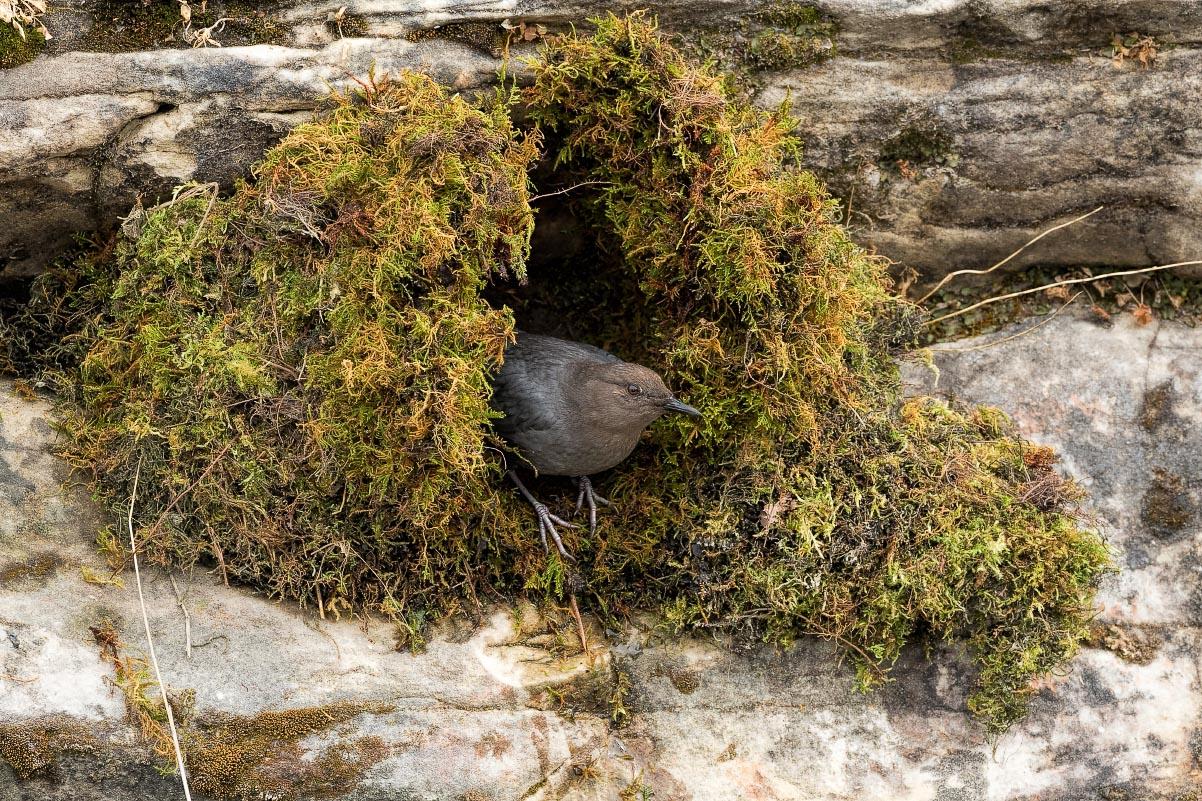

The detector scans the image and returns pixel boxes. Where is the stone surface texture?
[1,0,1200,279]
[2,310,1200,799]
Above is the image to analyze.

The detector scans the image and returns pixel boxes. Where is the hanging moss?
[3,15,1109,733]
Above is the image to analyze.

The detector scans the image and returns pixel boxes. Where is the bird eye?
[626,384,642,396]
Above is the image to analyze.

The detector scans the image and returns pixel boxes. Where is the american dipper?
[491,331,701,559]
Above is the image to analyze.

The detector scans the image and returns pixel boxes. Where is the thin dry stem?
[127,458,193,800]
[916,207,1104,303]
[928,291,1084,354]
[925,261,1202,326]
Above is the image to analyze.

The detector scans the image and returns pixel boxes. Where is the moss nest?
[2,14,1109,733]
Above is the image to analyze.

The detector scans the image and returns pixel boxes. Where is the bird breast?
[514,419,641,477]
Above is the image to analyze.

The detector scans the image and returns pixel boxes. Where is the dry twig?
[127,459,193,800]
[916,207,1104,303]
[928,291,1085,353]
[925,261,1202,327]
[568,595,592,667]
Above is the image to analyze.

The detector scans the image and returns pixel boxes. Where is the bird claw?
[534,502,577,562]
[572,476,611,535]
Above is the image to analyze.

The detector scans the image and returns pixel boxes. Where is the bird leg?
[506,471,577,562]
[572,476,611,534]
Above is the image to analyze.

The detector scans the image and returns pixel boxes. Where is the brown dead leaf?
[1132,303,1154,326]
[1045,285,1071,301]
[760,495,799,532]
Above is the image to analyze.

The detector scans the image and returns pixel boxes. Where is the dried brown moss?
[0,718,95,779]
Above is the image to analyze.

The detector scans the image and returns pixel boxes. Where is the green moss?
[186,704,394,799]
[88,618,393,799]
[542,662,633,726]
[80,0,288,52]
[747,2,838,70]
[747,30,836,70]
[0,718,96,779]
[5,15,1110,734]
[880,121,957,171]
[405,21,507,57]
[756,1,830,29]
[0,24,45,69]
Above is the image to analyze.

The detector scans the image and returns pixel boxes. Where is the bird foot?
[534,502,578,562]
[506,470,578,562]
[572,476,611,535]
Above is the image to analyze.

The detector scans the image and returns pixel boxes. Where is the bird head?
[576,361,701,433]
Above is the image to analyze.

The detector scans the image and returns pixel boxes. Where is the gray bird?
[491,331,701,559]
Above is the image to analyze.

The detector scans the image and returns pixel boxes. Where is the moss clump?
[80,0,289,52]
[0,718,96,779]
[0,24,45,69]
[0,552,63,588]
[879,120,958,172]
[185,704,393,799]
[1085,622,1161,664]
[1139,380,1174,431]
[1141,468,1192,536]
[541,662,633,726]
[90,619,393,799]
[747,2,837,71]
[405,22,508,57]
[53,71,538,615]
[10,15,1110,733]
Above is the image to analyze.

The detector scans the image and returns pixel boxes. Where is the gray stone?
[3,1,1201,279]
[2,309,1200,799]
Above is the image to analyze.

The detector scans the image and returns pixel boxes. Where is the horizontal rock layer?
[1,0,1200,279]
[2,309,1200,799]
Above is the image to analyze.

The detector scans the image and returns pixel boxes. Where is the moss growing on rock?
[0,718,95,779]
[80,0,289,52]
[880,119,958,172]
[88,618,394,798]
[0,23,45,69]
[747,3,838,71]
[7,15,1109,733]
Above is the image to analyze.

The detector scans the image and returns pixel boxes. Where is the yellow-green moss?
[0,24,45,69]
[4,15,1110,734]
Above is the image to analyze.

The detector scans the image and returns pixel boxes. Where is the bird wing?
[490,332,619,441]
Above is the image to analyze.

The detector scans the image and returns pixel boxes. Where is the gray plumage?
[491,332,698,476]
[490,331,701,558]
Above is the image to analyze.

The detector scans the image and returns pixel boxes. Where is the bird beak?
[663,397,702,417]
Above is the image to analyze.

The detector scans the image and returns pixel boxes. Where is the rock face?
[1,0,1200,280]
[2,311,1200,800]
